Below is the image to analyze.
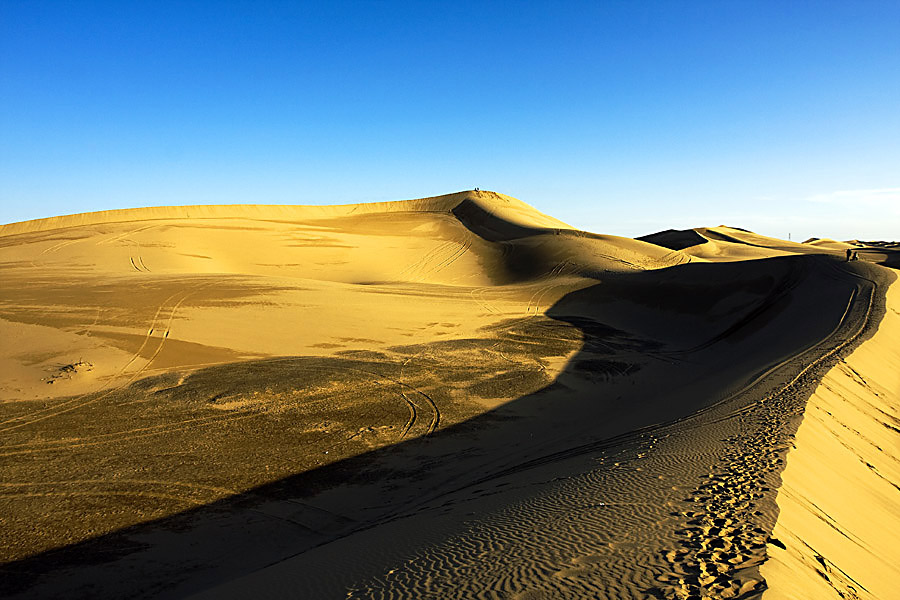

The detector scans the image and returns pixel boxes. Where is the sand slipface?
[0,190,897,599]
[760,283,900,600]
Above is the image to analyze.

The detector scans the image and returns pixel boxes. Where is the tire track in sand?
[652,264,876,600]
[398,352,440,438]
[524,260,578,316]
[335,264,876,600]
[0,361,424,455]
[0,286,205,434]
[398,239,470,283]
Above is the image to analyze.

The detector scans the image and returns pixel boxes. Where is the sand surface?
[0,191,896,599]
[760,283,900,600]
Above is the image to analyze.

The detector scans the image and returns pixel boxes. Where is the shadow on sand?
[0,254,884,598]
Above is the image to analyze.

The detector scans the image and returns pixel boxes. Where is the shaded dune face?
[650,223,900,269]
[0,191,895,599]
[637,229,710,251]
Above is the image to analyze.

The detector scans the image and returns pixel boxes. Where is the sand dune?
[0,191,896,599]
[760,282,900,600]
[0,191,679,403]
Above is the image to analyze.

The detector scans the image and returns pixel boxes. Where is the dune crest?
[0,191,682,403]
[0,190,568,237]
[760,283,900,600]
[0,191,897,599]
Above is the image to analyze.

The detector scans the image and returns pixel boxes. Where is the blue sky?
[2,1,898,240]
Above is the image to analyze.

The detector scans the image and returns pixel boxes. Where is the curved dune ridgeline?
[0,191,897,599]
[760,283,900,600]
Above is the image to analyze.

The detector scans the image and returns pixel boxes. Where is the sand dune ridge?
[0,191,897,599]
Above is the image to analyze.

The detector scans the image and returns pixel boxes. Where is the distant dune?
[0,191,897,599]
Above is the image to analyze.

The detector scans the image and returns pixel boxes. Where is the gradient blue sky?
[2,1,898,240]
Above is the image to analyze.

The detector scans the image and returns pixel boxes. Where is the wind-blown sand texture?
[760,282,900,600]
[0,191,897,599]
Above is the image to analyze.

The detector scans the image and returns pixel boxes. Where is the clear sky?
[2,1,898,240]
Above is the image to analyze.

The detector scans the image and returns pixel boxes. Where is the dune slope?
[0,191,896,599]
[760,283,900,600]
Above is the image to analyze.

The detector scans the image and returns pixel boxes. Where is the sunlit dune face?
[1,193,897,599]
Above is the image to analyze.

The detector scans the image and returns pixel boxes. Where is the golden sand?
[0,191,896,599]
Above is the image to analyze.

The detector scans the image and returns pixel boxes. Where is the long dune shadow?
[856,246,900,268]
[0,254,880,598]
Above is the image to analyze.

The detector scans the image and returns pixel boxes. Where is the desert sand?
[0,190,897,599]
